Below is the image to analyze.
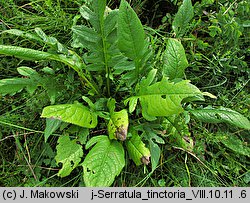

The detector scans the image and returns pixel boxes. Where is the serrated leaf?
[0,45,85,74]
[17,67,42,91]
[80,5,94,21]
[108,109,129,141]
[118,0,145,60]
[128,79,202,120]
[74,0,126,89]
[0,32,98,94]
[113,59,135,75]
[104,10,118,37]
[163,38,188,79]
[55,135,83,177]
[72,25,100,47]
[44,118,61,142]
[91,0,106,32]
[189,106,250,129]
[41,102,97,128]
[172,0,194,37]
[82,135,125,186]
[126,133,151,166]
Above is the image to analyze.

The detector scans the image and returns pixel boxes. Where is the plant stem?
[77,70,100,96]
[0,120,45,134]
[100,25,111,97]
[102,38,111,97]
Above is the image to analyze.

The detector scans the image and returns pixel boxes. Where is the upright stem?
[103,41,111,97]
[100,24,111,97]
[135,59,140,83]
[77,71,100,96]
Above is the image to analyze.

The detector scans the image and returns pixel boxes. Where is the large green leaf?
[55,135,83,177]
[126,133,151,166]
[74,1,115,51]
[107,99,129,141]
[172,0,194,37]
[41,102,97,128]
[118,0,145,61]
[124,69,156,117]
[108,109,129,141]
[72,1,123,96]
[163,38,188,79]
[91,0,106,32]
[127,79,202,120]
[189,106,250,129]
[82,135,125,186]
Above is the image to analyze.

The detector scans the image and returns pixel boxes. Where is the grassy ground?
[0,0,249,186]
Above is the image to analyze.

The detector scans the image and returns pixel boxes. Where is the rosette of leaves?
[0,0,249,187]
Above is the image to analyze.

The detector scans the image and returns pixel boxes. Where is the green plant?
[0,0,249,186]
[180,0,250,103]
